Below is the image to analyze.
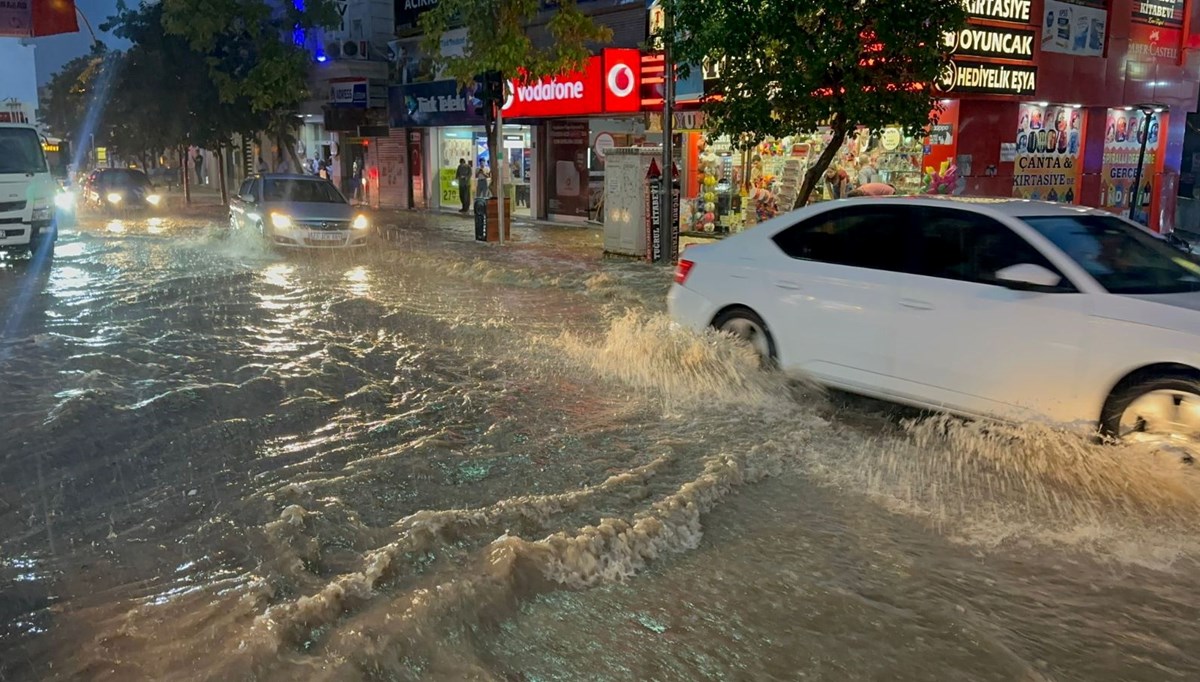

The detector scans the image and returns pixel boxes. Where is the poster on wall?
[1039,0,1107,57]
[1012,103,1084,203]
[547,120,590,218]
[1100,108,1164,223]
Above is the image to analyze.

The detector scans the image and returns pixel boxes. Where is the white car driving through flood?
[669,196,1200,453]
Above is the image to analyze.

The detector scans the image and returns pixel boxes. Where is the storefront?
[387,48,643,221]
[431,125,535,216]
[640,0,1200,233]
[934,0,1197,231]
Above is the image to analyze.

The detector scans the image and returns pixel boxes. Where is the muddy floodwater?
[2,210,1199,681]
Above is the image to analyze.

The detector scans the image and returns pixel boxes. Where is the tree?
[40,44,118,158]
[419,0,612,192]
[161,0,340,171]
[661,0,967,208]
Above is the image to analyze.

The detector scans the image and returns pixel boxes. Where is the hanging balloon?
[703,176,717,187]
[704,191,716,202]
[703,221,715,231]
[704,201,715,212]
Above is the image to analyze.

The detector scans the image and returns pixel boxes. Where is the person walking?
[455,158,472,212]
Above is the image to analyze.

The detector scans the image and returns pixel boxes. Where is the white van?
[0,123,59,253]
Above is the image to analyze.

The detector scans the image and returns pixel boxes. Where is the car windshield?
[263,179,345,203]
[100,170,152,189]
[1023,214,1200,294]
[0,127,49,174]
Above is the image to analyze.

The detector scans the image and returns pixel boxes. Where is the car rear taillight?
[674,259,695,285]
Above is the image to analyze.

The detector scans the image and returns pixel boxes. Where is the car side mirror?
[995,263,1062,290]
[240,193,256,204]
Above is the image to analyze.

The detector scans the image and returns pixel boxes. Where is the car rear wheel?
[712,307,776,367]
[1101,375,1200,462]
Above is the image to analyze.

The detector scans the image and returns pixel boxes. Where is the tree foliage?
[161,0,339,169]
[419,0,612,84]
[40,45,110,144]
[661,0,967,207]
[418,0,613,187]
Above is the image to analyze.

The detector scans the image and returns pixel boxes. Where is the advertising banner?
[388,80,487,128]
[1100,108,1164,223]
[1133,0,1185,27]
[0,0,31,37]
[1039,0,1107,57]
[546,120,590,218]
[1012,103,1084,203]
[1129,22,1182,61]
[330,78,369,108]
[439,167,460,207]
[963,0,1031,24]
[645,159,662,263]
[937,59,1037,96]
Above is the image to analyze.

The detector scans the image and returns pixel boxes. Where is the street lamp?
[1128,103,1165,224]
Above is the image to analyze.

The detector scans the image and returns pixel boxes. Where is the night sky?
[32,0,127,85]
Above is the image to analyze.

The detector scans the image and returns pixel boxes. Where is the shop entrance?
[434,126,533,217]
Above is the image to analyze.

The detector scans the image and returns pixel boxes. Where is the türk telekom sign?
[502,48,641,119]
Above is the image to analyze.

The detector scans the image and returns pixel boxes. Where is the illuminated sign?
[1134,0,1184,27]
[42,142,60,153]
[945,26,1035,60]
[937,59,1037,95]
[502,49,641,118]
[963,0,1032,24]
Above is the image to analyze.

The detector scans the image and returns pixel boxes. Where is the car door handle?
[899,298,934,310]
[775,280,802,290]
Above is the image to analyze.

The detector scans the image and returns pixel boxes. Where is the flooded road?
[1,209,1198,681]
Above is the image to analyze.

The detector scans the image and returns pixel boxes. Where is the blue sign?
[388,80,488,127]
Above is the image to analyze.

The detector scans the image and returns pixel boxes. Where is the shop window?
[912,208,1070,289]
[771,206,915,272]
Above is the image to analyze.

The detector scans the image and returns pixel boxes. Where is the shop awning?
[1,0,79,38]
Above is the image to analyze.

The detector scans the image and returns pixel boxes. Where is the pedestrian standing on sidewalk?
[193,151,205,186]
[455,158,471,212]
[475,164,490,200]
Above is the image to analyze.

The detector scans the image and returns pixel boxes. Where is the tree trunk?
[217,142,229,206]
[485,104,498,198]
[180,145,191,205]
[795,116,851,210]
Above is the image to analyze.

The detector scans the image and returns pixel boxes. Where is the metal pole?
[660,10,674,264]
[496,86,505,245]
[1129,110,1154,222]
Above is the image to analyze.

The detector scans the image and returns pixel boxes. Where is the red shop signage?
[502,48,642,119]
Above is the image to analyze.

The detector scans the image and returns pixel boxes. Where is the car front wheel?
[1100,375,1200,461]
[712,307,777,367]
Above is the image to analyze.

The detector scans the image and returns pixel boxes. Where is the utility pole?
[496,80,505,245]
[660,8,674,264]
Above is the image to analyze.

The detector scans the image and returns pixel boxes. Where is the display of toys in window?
[691,139,723,233]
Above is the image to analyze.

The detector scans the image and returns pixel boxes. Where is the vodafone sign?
[502,49,642,119]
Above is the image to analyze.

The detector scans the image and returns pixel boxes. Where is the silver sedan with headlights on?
[229,174,370,249]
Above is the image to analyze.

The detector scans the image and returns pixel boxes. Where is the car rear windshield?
[1023,214,1200,295]
[0,127,48,175]
[263,179,345,203]
[100,170,152,188]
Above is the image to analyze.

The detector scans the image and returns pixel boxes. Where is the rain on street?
[2,208,1199,681]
